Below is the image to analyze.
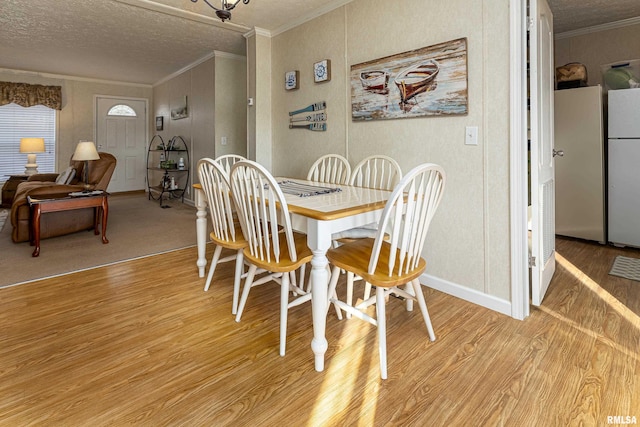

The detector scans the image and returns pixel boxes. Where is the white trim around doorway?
[509,0,530,320]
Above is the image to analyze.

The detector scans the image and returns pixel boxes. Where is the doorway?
[95,96,148,193]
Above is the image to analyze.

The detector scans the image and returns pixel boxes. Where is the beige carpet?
[0,192,203,288]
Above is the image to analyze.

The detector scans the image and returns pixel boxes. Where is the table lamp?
[72,141,100,191]
[20,138,46,175]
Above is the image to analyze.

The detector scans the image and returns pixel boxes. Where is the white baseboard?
[420,273,512,317]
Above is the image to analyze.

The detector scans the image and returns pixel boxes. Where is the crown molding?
[153,51,246,86]
[0,67,152,88]
[244,27,272,39]
[270,0,354,36]
[213,51,247,61]
[556,15,640,40]
[114,0,250,33]
[153,52,215,86]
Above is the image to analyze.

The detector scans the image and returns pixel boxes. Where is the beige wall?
[268,0,512,301]
[189,58,216,175]
[555,23,640,89]
[152,54,247,200]
[215,55,248,158]
[0,70,152,172]
[246,31,273,169]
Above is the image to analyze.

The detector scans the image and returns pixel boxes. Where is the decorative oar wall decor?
[289,101,326,116]
[289,101,327,131]
[289,123,327,131]
[290,112,326,122]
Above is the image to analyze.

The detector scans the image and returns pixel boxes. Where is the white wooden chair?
[349,155,402,191]
[334,155,403,311]
[197,158,249,315]
[306,154,351,185]
[229,160,313,356]
[326,163,446,379]
[215,154,246,175]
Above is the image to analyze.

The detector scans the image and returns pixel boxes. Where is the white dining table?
[193,179,391,372]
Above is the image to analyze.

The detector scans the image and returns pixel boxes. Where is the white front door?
[529,0,556,306]
[95,97,148,193]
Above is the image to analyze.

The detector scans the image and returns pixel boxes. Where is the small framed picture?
[155,116,163,131]
[171,96,188,120]
[285,70,299,90]
[314,59,331,83]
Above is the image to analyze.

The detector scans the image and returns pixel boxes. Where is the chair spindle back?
[306,154,351,185]
[197,158,237,243]
[369,163,446,276]
[215,154,246,176]
[350,155,402,191]
[230,160,298,264]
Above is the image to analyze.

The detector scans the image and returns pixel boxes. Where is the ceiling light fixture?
[191,0,250,22]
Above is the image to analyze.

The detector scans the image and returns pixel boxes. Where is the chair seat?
[210,221,247,250]
[331,222,378,241]
[327,238,426,288]
[243,231,312,273]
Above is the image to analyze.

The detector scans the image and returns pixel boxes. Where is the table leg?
[28,204,34,246]
[195,188,208,278]
[307,220,332,372]
[101,196,109,244]
[31,204,41,257]
[93,206,100,235]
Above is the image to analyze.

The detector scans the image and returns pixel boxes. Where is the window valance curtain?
[0,82,62,110]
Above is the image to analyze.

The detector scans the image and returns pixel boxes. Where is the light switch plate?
[465,126,478,145]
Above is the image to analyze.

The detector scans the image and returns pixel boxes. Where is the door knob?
[553,149,564,157]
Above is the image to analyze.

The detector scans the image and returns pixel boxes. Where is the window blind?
[0,103,56,180]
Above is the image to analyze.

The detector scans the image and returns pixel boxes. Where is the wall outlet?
[221,136,227,145]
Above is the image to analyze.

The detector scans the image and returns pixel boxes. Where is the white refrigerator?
[608,88,640,247]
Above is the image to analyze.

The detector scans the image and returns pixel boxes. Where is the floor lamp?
[72,141,100,191]
[20,138,46,175]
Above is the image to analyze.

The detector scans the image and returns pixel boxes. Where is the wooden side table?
[1,175,29,208]
[27,192,109,257]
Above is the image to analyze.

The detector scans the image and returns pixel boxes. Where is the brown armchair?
[10,152,117,243]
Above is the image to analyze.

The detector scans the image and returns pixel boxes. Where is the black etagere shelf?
[146,135,189,208]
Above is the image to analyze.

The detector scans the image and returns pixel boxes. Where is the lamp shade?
[20,138,45,153]
[72,141,100,161]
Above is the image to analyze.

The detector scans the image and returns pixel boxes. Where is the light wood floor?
[1,237,638,426]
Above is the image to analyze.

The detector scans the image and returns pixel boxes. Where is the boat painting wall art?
[351,38,468,121]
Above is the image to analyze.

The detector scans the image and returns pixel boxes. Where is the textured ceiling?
[548,0,640,34]
[0,0,638,85]
[0,0,347,85]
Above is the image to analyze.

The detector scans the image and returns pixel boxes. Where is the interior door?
[96,97,148,193]
[529,0,556,306]
[554,86,605,243]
